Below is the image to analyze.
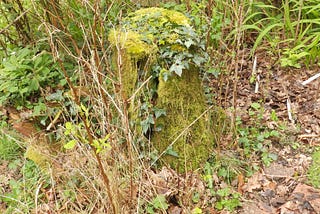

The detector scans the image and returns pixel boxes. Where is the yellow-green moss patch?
[25,144,51,170]
[129,7,190,26]
[108,30,156,59]
[152,67,213,172]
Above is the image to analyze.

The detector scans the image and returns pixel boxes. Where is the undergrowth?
[0,0,319,213]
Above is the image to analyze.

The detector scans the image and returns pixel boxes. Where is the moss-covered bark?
[153,68,212,172]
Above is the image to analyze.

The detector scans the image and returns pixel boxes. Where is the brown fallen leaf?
[12,121,39,137]
[167,206,182,214]
[240,201,275,214]
[242,171,264,193]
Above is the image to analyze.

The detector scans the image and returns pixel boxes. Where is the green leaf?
[250,102,261,110]
[184,38,195,48]
[65,122,73,130]
[151,195,168,210]
[215,201,224,210]
[154,108,166,119]
[64,140,77,149]
[170,63,184,76]
[270,110,278,121]
[165,145,179,157]
[192,207,202,214]
[251,22,283,55]
[270,130,279,137]
[216,188,230,197]
[193,55,206,66]
[192,192,200,203]
[29,78,39,91]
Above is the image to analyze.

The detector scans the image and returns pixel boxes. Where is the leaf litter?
[210,48,320,213]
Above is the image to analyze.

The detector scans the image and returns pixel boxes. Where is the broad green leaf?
[170,63,184,76]
[152,195,168,210]
[184,38,194,48]
[154,108,166,118]
[29,78,39,91]
[64,140,77,149]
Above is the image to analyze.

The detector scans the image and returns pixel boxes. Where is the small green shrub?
[0,47,65,108]
[237,103,279,167]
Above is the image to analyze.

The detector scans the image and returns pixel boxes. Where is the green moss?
[108,30,156,60]
[152,68,212,172]
[307,151,320,188]
[129,7,190,26]
[25,145,51,170]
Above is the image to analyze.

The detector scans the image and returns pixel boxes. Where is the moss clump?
[108,29,157,99]
[129,7,190,26]
[108,30,157,60]
[25,144,51,170]
[307,151,320,188]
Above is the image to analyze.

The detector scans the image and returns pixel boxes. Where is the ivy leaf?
[141,115,154,134]
[153,108,166,119]
[169,63,184,76]
[193,55,206,66]
[165,145,179,157]
[184,38,195,48]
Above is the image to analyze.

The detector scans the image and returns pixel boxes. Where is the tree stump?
[108,7,213,172]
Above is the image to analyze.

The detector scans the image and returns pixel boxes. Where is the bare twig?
[301,72,320,86]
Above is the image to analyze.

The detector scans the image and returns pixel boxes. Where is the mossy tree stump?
[108,7,213,172]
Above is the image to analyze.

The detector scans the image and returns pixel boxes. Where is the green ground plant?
[215,187,241,212]
[237,103,279,168]
[307,150,320,188]
[0,160,50,214]
[146,194,169,214]
[0,133,23,161]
